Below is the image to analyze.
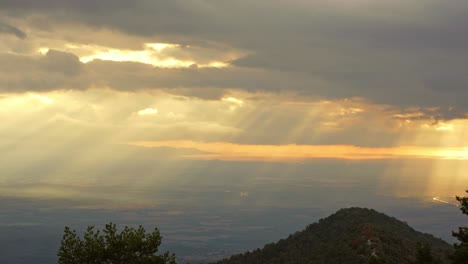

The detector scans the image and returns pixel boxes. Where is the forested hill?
[212,207,453,264]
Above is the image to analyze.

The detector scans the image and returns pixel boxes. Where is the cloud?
[0,50,83,92]
[2,51,467,121]
[137,108,158,116]
[1,53,466,139]
[0,21,26,39]
[0,0,468,117]
[0,51,318,94]
[74,42,232,68]
[392,107,468,124]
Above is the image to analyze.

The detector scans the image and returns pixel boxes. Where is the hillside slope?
[213,207,453,264]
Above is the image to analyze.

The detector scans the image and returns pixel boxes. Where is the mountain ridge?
[212,207,453,264]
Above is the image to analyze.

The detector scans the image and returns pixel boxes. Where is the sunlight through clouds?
[1,1,468,262]
[37,42,233,68]
[137,108,159,116]
[378,116,468,200]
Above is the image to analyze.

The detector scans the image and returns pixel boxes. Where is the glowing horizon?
[127,141,468,161]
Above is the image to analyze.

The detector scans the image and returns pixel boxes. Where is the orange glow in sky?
[127,141,468,162]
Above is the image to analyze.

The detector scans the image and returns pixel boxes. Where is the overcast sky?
[0,1,467,262]
[1,0,467,207]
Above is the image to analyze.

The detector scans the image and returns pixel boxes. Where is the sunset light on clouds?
[1,0,468,262]
[128,141,468,161]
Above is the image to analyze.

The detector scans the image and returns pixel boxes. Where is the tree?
[368,256,386,264]
[411,242,441,264]
[58,222,176,264]
[451,190,468,264]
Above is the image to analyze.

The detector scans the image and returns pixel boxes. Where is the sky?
[0,1,467,263]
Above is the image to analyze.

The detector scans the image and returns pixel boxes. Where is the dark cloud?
[0,53,319,94]
[391,107,468,124]
[43,50,82,75]
[0,21,26,38]
[1,51,468,121]
[3,0,468,51]
[0,0,468,116]
[0,50,83,92]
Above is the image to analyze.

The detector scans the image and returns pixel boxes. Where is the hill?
[212,207,453,264]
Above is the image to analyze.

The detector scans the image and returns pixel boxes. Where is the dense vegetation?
[451,190,468,263]
[212,207,453,264]
[57,223,175,264]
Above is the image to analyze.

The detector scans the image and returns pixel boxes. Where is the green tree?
[58,222,176,264]
[452,190,468,264]
[411,242,441,264]
[369,256,386,264]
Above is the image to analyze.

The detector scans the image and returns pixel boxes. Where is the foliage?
[411,242,441,264]
[451,190,468,264]
[212,208,453,264]
[57,222,176,264]
[368,256,386,264]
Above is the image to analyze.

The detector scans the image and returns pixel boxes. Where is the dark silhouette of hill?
[212,207,453,264]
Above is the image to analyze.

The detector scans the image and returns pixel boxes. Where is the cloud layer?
[0,0,467,118]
